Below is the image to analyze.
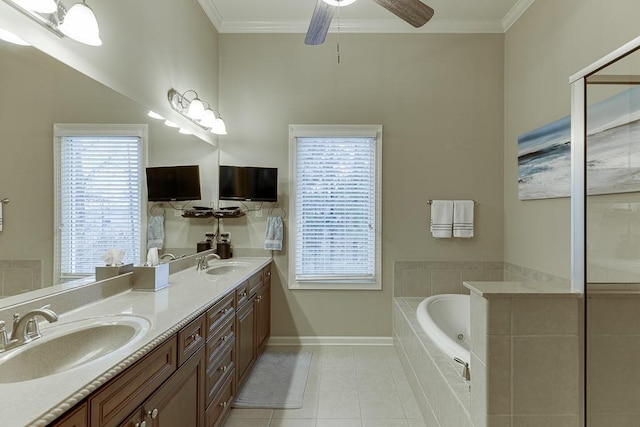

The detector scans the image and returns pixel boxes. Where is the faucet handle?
[0,321,8,350]
[454,357,471,381]
[25,318,41,340]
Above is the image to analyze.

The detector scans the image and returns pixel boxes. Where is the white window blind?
[58,135,142,279]
[294,136,377,283]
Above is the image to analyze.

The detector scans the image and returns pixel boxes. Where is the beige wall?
[219,33,504,337]
[504,0,640,278]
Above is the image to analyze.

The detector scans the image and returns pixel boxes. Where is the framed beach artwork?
[518,85,640,200]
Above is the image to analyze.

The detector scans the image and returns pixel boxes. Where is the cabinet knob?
[147,408,158,419]
[219,364,228,372]
[191,333,200,341]
[220,401,228,408]
[241,291,247,297]
[221,334,228,342]
[222,308,229,314]
[134,422,146,427]
[257,296,262,302]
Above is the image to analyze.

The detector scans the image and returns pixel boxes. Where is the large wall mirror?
[0,40,219,301]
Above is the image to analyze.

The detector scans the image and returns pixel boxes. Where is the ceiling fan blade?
[371,0,434,28]
[305,0,336,45]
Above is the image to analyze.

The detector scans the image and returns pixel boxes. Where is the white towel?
[147,215,164,250]
[430,200,453,238]
[0,202,3,232]
[453,200,475,238]
[264,216,283,250]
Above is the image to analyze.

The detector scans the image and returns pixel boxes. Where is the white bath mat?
[232,351,312,409]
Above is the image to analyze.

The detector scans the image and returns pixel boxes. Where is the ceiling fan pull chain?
[336,4,341,64]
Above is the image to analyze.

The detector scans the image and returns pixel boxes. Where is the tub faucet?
[4,305,59,351]
[196,253,221,270]
[160,253,176,262]
[454,357,471,381]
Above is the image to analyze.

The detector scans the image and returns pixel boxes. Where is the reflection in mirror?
[0,40,218,301]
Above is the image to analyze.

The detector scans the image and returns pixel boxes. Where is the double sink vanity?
[0,253,272,427]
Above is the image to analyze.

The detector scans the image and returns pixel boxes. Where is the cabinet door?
[143,347,206,427]
[255,282,270,356]
[236,298,256,388]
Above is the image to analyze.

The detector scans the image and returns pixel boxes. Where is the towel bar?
[427,199,475,205]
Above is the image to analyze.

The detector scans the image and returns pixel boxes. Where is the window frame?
[53,123,148,283]
[288,124,383,290]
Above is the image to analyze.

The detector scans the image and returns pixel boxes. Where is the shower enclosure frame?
[570,34,640,426]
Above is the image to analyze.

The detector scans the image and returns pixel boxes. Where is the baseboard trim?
[268,336,394,346]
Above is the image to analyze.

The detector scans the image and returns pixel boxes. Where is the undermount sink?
[0,314,150,383]
[205,261,252,276]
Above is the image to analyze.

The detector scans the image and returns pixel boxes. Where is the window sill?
[288,281,382,291]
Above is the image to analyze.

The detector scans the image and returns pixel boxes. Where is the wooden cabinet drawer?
[89,336,177,427]
[206,292,234,338]
[178,314,206,366]
[205,371,234,427]
[206,340,235,406]
[235,280,249,308]
[247,270,263,298]
[207,315,235,363]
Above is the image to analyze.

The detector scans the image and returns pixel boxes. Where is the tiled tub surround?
[0,255,271,426]
[394,261,567,298]
[0,259,42,297]
[394,297,474,427]
[587,290,640,426]
[465,281,582,427]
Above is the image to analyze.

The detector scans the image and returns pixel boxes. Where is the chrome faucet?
[160,253,177,261]
[196,253,221,270]
[1,305,59,351]
[454,357,471,381]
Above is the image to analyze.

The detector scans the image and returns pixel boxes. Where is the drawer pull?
[220,334,228,342]
[241,291,247,297]
[135,422,146,427]
[147,408,158,419]
[221,308,229,314]
[189,332,200,341]
[219,364,228,372]
[257,296,262,302]
[220,401,228,408]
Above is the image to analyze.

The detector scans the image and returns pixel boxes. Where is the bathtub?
[416,294,470,363]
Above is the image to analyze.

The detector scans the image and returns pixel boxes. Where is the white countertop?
[0,256,271,427]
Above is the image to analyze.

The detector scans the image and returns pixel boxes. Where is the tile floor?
[223,346,426,427]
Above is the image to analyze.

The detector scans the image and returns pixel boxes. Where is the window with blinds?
[54,127,145,281]
[289,125,382,290]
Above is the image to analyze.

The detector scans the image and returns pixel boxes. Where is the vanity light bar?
[167,88,227,135]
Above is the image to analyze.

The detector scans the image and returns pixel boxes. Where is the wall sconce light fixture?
[2,0,102,46]
[168,88,227,135]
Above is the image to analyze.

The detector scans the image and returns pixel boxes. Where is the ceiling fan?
[305,0,435,45]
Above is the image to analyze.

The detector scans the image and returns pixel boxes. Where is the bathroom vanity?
[0,256,271,427]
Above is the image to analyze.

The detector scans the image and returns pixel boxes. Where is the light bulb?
[12,0,57,14]
[59,2,102,46]
[0,28,30,46]
[211,118,227,135]
[147,111,164,120]
[187,97,205,121]
[199,109,216,129]
[322,0,357,6]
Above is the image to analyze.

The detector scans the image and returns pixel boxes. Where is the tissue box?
[95,263,133,281]
[132,264,170,291]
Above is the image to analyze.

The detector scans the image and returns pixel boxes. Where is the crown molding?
[197,0,223,31]
[218,18,506,34]
[202,0,534,35]
[502,0,535,32]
